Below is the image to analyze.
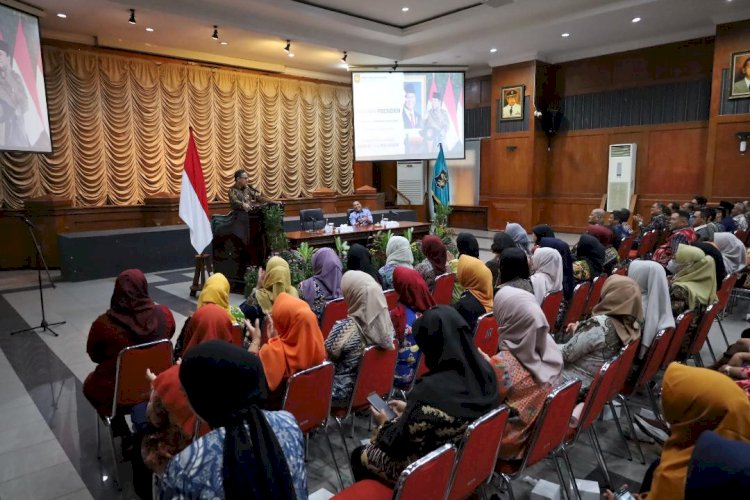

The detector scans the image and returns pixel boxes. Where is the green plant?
[432,204,457,254]
[297,242,315,279]
[335,236,350,269]
[278,249,309,287]
[243,266,260,298]
[368,230,392,270]
[262,204,288,252]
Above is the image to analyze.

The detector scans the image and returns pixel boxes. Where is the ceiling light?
[632,17,641,23]
[490,48,497,53]
[561,32,570,37]
[212,25,219,40]
[288,52,295,58]
[220,41,228,46]
[145,27,154,32]
[341,51,348,64]
[56,13,67,19]
[402,7,409,12]
[128,9,136,25]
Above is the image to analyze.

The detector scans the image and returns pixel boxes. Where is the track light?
[392,61,399,71]
[284,40,294,58]
[212,25,219,40]
[128,9,136,25]
[341,51,348,64]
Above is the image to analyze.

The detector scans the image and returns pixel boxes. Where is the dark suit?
[402,108,421,129]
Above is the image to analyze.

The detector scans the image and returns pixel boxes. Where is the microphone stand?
[9,214,66,337]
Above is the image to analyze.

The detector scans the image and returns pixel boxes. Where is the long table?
[286,221,431,248]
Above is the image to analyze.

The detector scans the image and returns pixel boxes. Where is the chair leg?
[646,383,666,427]
[552,455,570,500]
[350,413,356,439]
[96,414,101,459]
[107,421,122,490]
[705,338,717,363]
[693,353,705,367]
[717,318,730,349]
[561,449,582,500]
[322,427,345,491]
[499,473,516,500]
[588,427,612,489]
[607,401,633,462]
[618,395,645,465]
[335,417,353,483]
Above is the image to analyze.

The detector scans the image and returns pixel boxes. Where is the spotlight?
[392,60,398,72]
[341,51,348,64]
[284,40,291,54]
[212,25,219,40]
[128,9,136,25]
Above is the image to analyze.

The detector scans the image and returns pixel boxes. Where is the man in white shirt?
[502,89,522,118]
[733,57,750,95]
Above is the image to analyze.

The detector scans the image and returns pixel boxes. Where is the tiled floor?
[0,229,748,499]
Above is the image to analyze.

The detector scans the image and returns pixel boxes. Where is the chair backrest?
[605,339,641,401]
[617,236,634,262]
[561,282,591,330]
[734,229,749,246]
[519,379,582,470]
[612,266,628,276]
[447,406,510,500]
[348,341,399,413]
[320,297,349,339]
[573,357,620,438]
[394,444,457,500]
[230,324,243,347]
[472,312,499,357]
[384,289,399,310]
[113,339,173,415]
[687,303,721,356]
[584,274,607,316]
[433,272,456,305]
[541,290,563,330]
[716,274,738,314]
[282,361,335,433]
[662,310,693,369]
[626,328,673,395]
[299,208,325,230]
[637,230,658,257]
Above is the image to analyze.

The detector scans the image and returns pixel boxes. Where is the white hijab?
[529,248,563,305]
[628,260,675,358]
[385,236,414,268]
[714,233,747,275]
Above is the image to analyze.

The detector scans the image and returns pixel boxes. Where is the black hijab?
[457,233,480,258]
[347,243,383,286]
[575,234,605,276]
[490,232,515,255]
[180,341,296,500]
[693,242,727,289]
[499,247,530,283]
[539,237,575,299]
[532,224,555,244]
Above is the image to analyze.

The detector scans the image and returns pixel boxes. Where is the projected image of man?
[402,84,421,128]
[0,40,29,148]
[423,91,449,154]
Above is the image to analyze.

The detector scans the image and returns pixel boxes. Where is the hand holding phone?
[367,392,397,421]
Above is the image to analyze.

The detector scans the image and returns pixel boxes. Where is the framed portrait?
[729,50,750,99]
[500,84,524,120]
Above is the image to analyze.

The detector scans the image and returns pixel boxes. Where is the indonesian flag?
[179,129,212,254]
[12,19,48,146]
[442,75,459,150]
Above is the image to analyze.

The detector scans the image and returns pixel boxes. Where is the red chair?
[687,303,721,367]
[333,443,457,500]
[320,297,349,339]
[541,290,563,330]
[282,361,343,489]
[630,230,658,259]
[384,289,399,310]
[495,379,582,500]
[617,236,634,262]
[605,340,643,464]
[558,282,590,334]
[662,310,693,369]
[433,272,456,305]
[715,274,738,348]
[447,406,510,500]
[94,339,174,489]
[612,266,628,276]
[473,312,499,357]
[230,323,244,347]
[734,229,749,246]
[583,274,607,317]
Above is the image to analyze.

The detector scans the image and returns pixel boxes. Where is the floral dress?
[297,280,328,319]
[325,317,366,405]
[559,315,623,393]
[394,307,420,390]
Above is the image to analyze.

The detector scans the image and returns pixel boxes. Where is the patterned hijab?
[672,245,718,310]
[197,273,231,318]
[386,236,414,268]
[530,248,563,305]
[505,223,531,255]
[341,271,394,349]
[300,247,342,302]
[421,235,448,274]
[592,275,643,344]
[107,269,161,337]
[714,233,748,274]
[628,261,675,353]
[256,257,298,313]
[457,255,494,312]
[493,287,563,385]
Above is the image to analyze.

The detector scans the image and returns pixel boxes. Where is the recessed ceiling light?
[402,7,409,12]
[561,32,570,37]
[288,52,295,58]
[57,13,67,19]
[632,17,641,23]
[490,48,497,53]
[145,27,154,32]
[220,41,228,46]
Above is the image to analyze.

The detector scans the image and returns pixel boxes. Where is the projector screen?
[0,3,51,153]
[352,71,464,162]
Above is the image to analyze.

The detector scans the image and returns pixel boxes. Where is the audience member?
[485,287,562,460]
[242,256,298,324]
[379,235,414,289]
[529,247,563,306]
[586,224,619,273]
[498,248,534,294]
[714,232,748,275]
[414,234,449,292]
[454,254,494,331]
[350,306,499,485]
[455,232,480,258]
[732,201,749,231]
[486,232,516,289]
[390,267,436,389]
[532,224,555,245]
[347,243,383,287]
[572,234,605,283]
[628,261,675,358]
[538,236,574,300]
[653,210,697,266]
[633,202,671,235]
[611,209,632,246]
[349,200,373,226]
[685,431,750,499]
[692,207,719,242]
[176,272,234,357]
[298,247,343,318]
[326,271,395,406]
[692,195,708,209]
[718,203,737,232]
[505,222,531,256]
[588,208,606,226]
[693,241,727,289]
[559,275,643,392]
[159,341,306,499]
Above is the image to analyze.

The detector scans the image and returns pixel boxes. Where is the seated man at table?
[349,200,373,226]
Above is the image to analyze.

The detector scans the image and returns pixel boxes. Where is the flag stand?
[190,253,213,297]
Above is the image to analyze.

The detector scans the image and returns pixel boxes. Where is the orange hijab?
[258,292,326,391]
[182,303,235,354]
[649,363,750,499]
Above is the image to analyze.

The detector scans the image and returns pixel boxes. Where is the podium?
[211,204,275,293]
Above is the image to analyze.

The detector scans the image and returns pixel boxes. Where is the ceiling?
[19,0,750,82]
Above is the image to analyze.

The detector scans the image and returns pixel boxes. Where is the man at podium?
[228,169,267,210]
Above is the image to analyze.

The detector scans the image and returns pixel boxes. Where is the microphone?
[12,213,32,226]
[306,215,315,231]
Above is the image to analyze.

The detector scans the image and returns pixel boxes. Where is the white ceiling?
[23,0,750,82]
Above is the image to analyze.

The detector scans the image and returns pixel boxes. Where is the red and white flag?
[12,19,48,146]
[178,128,212,254]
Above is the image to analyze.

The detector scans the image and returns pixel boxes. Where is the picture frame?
[729,50,750,99]
[500,84,524,121]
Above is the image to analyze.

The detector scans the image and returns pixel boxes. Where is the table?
[286,221,431,248]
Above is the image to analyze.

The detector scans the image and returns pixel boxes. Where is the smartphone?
[614,485,636,500]
[367,392,397,420]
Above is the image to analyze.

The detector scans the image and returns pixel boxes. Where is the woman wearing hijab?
[498,248,534,294]
[347,243,383,287]
[379,235,414,290]
[532,224,555,245]
[84,269,176,416]
[415,235,449,292]
[586,224,619,273]
[506,222,531,256]
[573,234,605,283]
[714,232,748,275]
[693,241,727,289]
[628,261,675,359]
[241,256,298,324]
[485,287,563,460]
[326,271,395,406]
[247,292,326,396]
[539,237,574,299]
[298,247,343,318]
[685,431,750,499]
[455,232,480,258]
[159,341,306,499]
[351,306,499,485]
[390,267,436,389]
[560,275,643,392]
[454,255,494,331]
[486,232,516,288]
[530,248,563,306]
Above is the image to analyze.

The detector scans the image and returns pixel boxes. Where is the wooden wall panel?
[548,134,609,195]
[712,120,750,197]
[644,127,707,195]
[488,137,533,195]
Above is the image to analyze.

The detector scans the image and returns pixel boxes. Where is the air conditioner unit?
[396,161,424,205]
[606,143,636,212]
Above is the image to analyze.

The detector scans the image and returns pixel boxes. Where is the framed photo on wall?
[729,50,750,99]
[500,85,524,120]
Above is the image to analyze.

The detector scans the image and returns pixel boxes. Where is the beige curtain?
[0,45,353,208]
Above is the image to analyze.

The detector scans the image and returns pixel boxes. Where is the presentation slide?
[0,3,51,153]
[352,71,464,162]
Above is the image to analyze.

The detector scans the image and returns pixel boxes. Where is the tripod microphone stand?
[9,214,66,337]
